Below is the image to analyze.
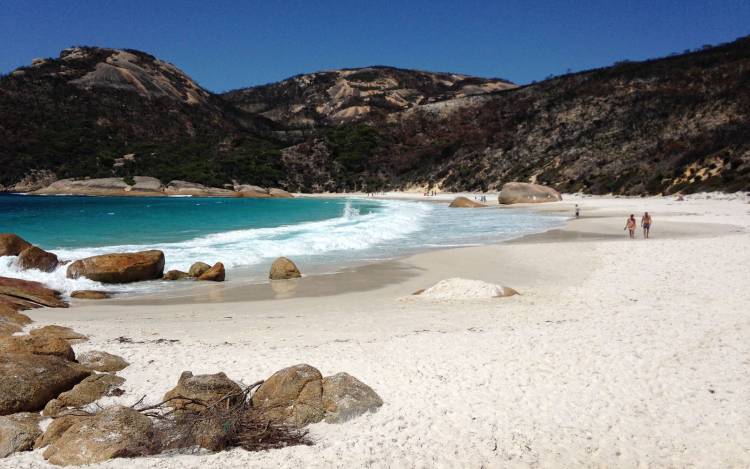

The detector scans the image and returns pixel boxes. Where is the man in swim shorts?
[641,212,652,239]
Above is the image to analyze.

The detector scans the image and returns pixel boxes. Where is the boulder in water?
[498,182,561,204]
[163,270,190,281]
[66,250,165,283]
[188,261,211,277]
[70,290,111,300]
[448,196,486,208]
[16,246,58,272]
[197,262,225,282]
[0,234,32,257]
[269,257,301,280]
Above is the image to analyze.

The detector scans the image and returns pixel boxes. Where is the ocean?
[0,194,565,295]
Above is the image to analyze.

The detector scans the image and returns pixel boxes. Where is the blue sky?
[1,0,748,92]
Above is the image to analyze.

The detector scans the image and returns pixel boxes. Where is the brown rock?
[34,414,83,449]
[0,307,32,327]
[0,294,37,314]
[498,182,562,205]
[29,325,88,344]
[197,262,225,282]
[0,321,22,337]
[0,234,32,257]
[43,373,126,417]
[66,250,165,283]
[77,350,129,373]
[448,196,486,208]
[269,188,293,198]
[42,406,154,465]
[0,335,75,361]
[0,412,42,457]
[269,257,302,280]
[0,276,67,308]
[16,246,59,272]
[70,290,111,299]
[251,364,324,427]
[163,270,190,281]
[0,353,90,415]
[322,372,383,423]
[188,261,210,277]
[163,371,243,412]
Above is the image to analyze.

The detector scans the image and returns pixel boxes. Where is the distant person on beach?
[624,214,637,239]
[641,212,652,238]
[575,204,580,218]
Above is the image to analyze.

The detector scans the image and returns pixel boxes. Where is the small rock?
[188,261,210,277]
[251,364,324,427]
[163,371,243,412]
[269,257,301,280]
[42,406,154,465]
[0,412,42,457]
[70,290,111,300]
[163,270,190,281]
[0,233,32,257]
[448,196,486,208]
[77,350,129,373]
[16,246,59,272]
[29,325,88,344]
[322,372,383,423]
[197,262,225,282]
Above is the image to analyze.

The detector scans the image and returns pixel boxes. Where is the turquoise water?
[0,194,565,294]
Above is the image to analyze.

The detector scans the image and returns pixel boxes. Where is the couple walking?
[625,212,652,239]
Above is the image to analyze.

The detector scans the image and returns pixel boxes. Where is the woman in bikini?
[624,214,637,239]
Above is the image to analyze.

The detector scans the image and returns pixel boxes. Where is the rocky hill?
[2,38,749,194]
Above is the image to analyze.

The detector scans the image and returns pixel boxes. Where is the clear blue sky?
[1,0,748,92]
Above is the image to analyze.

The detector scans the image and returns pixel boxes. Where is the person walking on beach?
[575,204,580,218]
[624,214,637,239]
[641,211,652,239]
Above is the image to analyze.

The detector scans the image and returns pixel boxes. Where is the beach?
[3,193,749,468]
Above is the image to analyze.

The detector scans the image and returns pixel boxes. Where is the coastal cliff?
[2,37,749,195]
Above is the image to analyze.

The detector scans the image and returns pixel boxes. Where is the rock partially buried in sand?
[498,182,561,204]
[43,373,126,417]
[0,276,67,308]
[0,412,42,457]
[418,278,519,300]
[0,353,90,415]
[163,270,190,281]
[77,350,129,373]
[70,290,111,300]
[16,246,59,272]
[0,335,75,361]
[163,371,243,412]
[197,262,225,282]
[0,233,32,257]
[251,364,325,427]
[269,257,301,280]
[188,261,211,278]
[30,325,88,344]
[322,372,383,423]
[66,250,165,283]
[42,405,154,466]
[448,196,486,208]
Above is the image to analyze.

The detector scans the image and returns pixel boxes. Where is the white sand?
[4,194,750,468]
[418,278,515,299]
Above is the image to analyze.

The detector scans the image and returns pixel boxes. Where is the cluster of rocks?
[447,183,561,208]
[30,177,294,199]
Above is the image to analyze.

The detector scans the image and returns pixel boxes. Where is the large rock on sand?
[163,371,243,412]
[30,325,88,344]
[70,290,111,300]
[165,180,237,197]
[66,250,165,283]
[251,364,325,427]
[77,350,129,373]
[0,276,67,308]
[321,372,383,423]
[0,234,32,257]
[498,182,562,204]
[16,246,59,272]
[43,373,126,417]
[269,257,301,280]
[0,412,42,457]
[197,262,225,282]
[269,188,293,198]
[0,335,75,361]
[42,406,154,465]
[0,353,90,415]
[448,196,486,208]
